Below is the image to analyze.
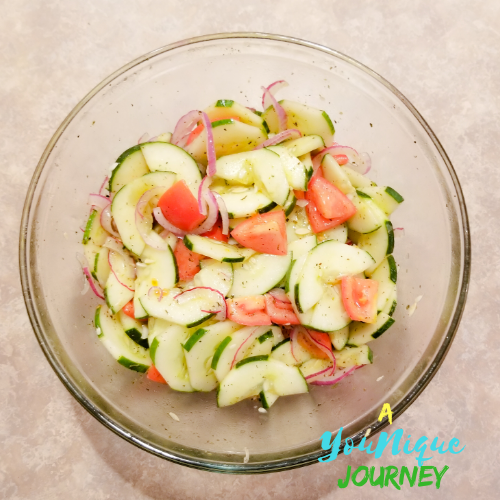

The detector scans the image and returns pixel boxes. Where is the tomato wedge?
[231,210,287,256]
[264,292,300,325]
[147,365,167,384]
[174,239,204,282]
[308,174,357,220]
[158,180,206,232]
[332,154,349,166]
[305,189,342,233]
[297,329,332,360]
[201,216,229,243]
[226,296,272,326]
[294,189,306,200]
[341,276,379,323]
[122,300,135,319]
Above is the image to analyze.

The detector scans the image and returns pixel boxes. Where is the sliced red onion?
[262,80,289,109]
[267,288,290,304]
[253,129,302,150]
[394,227,405,238]
[102,236,127,258]
[148,286,164,302]
[138,132,150,144]
[304,363,335,381]
[153,207,187,237]
[108,251,134,292]
[172,110,203,147]
[213,192,229,235]
[148,135,158,142]
[198,176,212,216]
[304,328,336,375]
[88,193,110,210]
[312,145,363,172]
[290,327,300,363]
[246,106,257,113]
[360,152,372,174]
[309,365,360,386]
[99,176,109,196]
[136,187,170,250]
[189,190,218,235]
[76,253,105,300]
[261,81,288,132]
[231,327,259,369]
[100,205,120,238]
[174,286,227,321]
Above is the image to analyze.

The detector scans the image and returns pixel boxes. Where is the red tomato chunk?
[174,239,204,282]
[226,296,272,326]
[341,276,378,323]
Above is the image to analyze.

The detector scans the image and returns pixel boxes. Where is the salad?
[80,80,404,409]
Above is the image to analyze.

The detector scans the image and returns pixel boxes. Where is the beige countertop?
[2,0,498,498]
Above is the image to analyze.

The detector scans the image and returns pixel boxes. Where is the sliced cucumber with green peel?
[329,326,349,351]
[267,145,308,190]
[357,220,394,273]
[317,224,348,244]
[205,100,267,133]
[217,358,308,407]
[118,310,148,348]
[82,207,109,246]
[109,145,150,194]
[296,241,374,313]
[367,255,398,283]
[376,280,397,313]
[213,186,274,218]
[150,324,194,391]
[104,250,136,314]
[244,326,282,358]
[134,245,178,319]
[341,165,376,189]
[193,260,233,297]
[140,141,202,198]
[188,120,267,164]
[298,152,314,181]
[304,284,351,332]
[288,235,317,260]
[321,154,355,195]
[260,390,279,409]
[335,345,373,368]
[184,235,245,262]
[282,135,325,157]
[229,253,292,297]
[300,358,332,378]
[283,191,297,216]
[91,247,111,287]
[347,193,387,234]
[347,313,395,347]
[381,286,397,316]
[95,305,151,373]
[357,186,404,215]
[183,321,241,391]
[263,100,334,145]
[270,337,312,366]
[111,171,176,256]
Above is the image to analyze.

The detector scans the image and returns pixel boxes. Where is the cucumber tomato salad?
[80,81,404,409]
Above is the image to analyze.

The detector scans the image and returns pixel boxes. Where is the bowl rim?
[19,32,471,474]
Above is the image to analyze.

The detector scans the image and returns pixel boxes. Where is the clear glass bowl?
[19,33,470,473]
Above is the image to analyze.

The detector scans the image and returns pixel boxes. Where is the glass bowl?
[19,33,470,473]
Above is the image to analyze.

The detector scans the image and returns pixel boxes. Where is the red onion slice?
[213,192,229,235]
[189,190,218,235]
[304,363,335,381]
[290,327,300,363]
[148,286,164,302]
[261,81,288,132]
[100,205,120,238]
[394,227,405,238]
[99,176,109,196]
[137,132,150,144]
[267,288,290,304]
[262,80,289,109]
[107,251,135,292]
[231,327,259,369]
[153,207,187,237]
[253,129,302,150]
[304,328,336,375]
[88,193,110,210]
[76,253,105,300]
[312,145,364,173]
[198,176,212,216]
[174,286,227,322]
[309,365,360,386]
[136,187,170,250]
[360,152,372,174]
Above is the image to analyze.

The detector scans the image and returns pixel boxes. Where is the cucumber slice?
[335,345,373,368]
[263,100,334,145]
[347,313,395,347]
[321,154,355,195]
[260,390,279,409]
[188,120,267,164]
[367,255,397,283]
[270,337,312,366]
[104,250,135,314]
[296,241,374,313]
[381,286,397,316]
[229,253,292,297]
[304,284,351,332]
[184,235,245,262]
[214,151,255,185]
[357,220,394,273]
[288,235,317,260]
[134,245,178,319]
[205,100,267,133]
[329,326,349,351]
[150,323,194,391]
[298,152,314,182]
[341,165,375,189]
[299,358,332,378]
[283,191,297,216]
[217,359,308,407]
[282,135,325,157]
[357,186,404,215]
[317,224,348,244]
[267,145,308,190]
[111,171,176,256]
[347,193,387,234]
[140,142,202,198]
[90,247,110,287]
[118,310,148,348]
[95,305,151,372]
[376,280,397,313]
[193,260,233,297]
[214,186,274,218]
[183,321,241,391]
[213,325,271,382]
[82,207,109,246]
[141,287,224,328]
[156,132,172,143]
[109,145,150,194]
[244,326,282,358]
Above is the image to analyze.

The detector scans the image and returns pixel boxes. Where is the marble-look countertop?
[2,1,499,498]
